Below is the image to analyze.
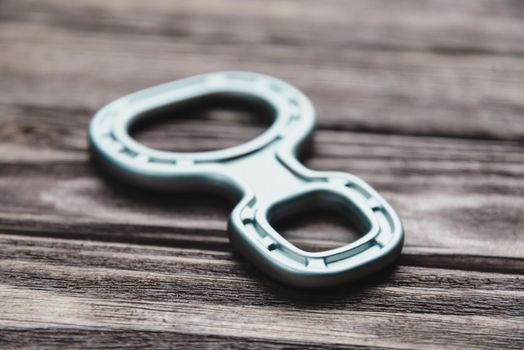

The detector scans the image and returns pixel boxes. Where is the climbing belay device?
[89,72,404,288]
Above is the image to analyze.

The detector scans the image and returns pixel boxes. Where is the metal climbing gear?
[89,71,404,288]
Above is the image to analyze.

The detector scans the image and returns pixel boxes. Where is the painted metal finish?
[89,71,404,288]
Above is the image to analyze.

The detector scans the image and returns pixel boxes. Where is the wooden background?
[1,0,523,348]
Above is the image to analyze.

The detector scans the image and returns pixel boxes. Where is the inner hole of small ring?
[129,92,276,153]
[268,191,372,253]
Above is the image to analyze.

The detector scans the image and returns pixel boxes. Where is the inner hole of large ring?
[269,191,371,252]
[130,93,276,152]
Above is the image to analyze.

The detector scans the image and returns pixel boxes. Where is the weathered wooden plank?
[0,328,389,350]
[0,234,522,349]
[0,111,523,269]
[2,0,524,54]
[0,0,523,348]
[1,0,524,140]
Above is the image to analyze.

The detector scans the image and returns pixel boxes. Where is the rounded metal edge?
[89,71,315,166]
[227,179,404,288]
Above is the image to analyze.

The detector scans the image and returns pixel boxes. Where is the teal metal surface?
[89,71,404,288]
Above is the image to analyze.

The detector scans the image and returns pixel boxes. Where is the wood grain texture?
[0,234,523,349]
[1,0,524,140]
[0,0,523,349]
